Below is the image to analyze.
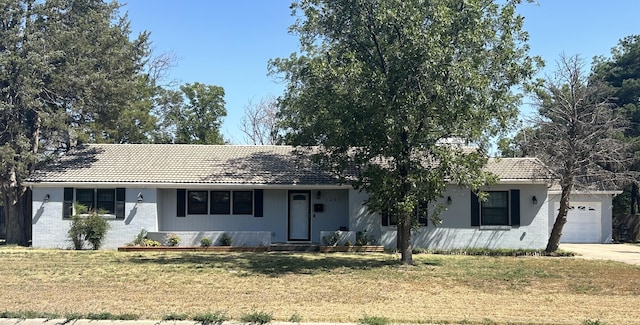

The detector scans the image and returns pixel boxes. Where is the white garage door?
[559,202,601,243]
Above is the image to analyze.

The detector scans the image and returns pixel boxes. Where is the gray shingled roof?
[26,144,551,185]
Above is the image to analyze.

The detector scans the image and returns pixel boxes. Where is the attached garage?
[548,192,617,244]
[559,202,601,243]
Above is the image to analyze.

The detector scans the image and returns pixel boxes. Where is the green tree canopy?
[271,0,538,264]
[0,0,151,244]
[592,35,640,216]
[497,125,536,158]
[593,35,640,139]
[152,82,227,145]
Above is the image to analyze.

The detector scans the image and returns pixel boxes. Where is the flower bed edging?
[319,245,385,253]
[117,246,268,252]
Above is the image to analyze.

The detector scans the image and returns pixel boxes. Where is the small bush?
[240,310,273,324]
[165,233,181,247]
[356,231,375,246]
[67,207,110,250]
[200,237,213,247]
[219,233,232,246]
[359,315,389,325]
[289,312,303,323]
[322,231,340,246]
[583,319,605,325]
[83,213,110,249]
[128,229,161,247]
[162,312,189,321]
[130,229,147,246]
[142,238,161,246]
[193,311,228,325]
[68,215,85,250]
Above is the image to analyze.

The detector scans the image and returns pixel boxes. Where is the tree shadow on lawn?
[125,252,422,276]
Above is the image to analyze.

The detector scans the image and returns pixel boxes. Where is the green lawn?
[1,247,639,324]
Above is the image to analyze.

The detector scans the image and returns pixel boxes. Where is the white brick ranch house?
[25,144,617,249]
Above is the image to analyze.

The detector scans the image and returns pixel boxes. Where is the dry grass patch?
[0,247,639,324]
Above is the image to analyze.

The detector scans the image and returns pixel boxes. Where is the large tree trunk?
[631,182,639,216]
[4,188,29,246]
[397,130,414,265]
[546,183,572,253]
[398,221,413,265]
[396,222,403,252]
[3,167,30,246]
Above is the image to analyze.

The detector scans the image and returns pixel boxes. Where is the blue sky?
[122,1,640,144]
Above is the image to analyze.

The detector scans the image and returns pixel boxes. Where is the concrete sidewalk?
[0,320,360,325]
[560,243,640,265]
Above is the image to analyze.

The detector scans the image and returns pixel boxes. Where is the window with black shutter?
[481,191,509,225]
[471,190,521,227]
[63,188,125,218]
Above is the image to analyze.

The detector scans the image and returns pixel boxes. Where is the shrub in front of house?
[322,231,340,246]
[67,205,110,250]
[200,237,213,247]
[165,233,181,246]
[355,231,375,246]
[128,229,161,247]
[219,233,232,246]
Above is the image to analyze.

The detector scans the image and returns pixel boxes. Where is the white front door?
[289,192,310,241]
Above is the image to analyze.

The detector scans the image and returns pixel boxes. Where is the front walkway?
[560,243,640,266]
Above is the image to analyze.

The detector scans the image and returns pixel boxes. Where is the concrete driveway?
[560,243,640,266]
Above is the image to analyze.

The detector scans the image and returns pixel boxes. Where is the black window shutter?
[254,189,263,217]
[115,188,126,219]
[116,188,126,201]
[510,189,520,226]
[177,189,186,217]
[63,188,74,219]
[470,191,480,226]
[382,213,389,226]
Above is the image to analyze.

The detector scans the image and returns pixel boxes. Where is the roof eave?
[548,190,623,195]
[24,181,348,190]
[496,179,552,185]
